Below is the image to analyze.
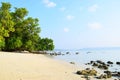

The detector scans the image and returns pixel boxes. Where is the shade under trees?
[0,2,54,51]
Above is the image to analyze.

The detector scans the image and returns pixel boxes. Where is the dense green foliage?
[37,38,54,51]
[0,2,54,51]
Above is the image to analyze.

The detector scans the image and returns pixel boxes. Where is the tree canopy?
[0,2,54,51]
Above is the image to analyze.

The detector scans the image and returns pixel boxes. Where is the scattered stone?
[96,60,106,65]
[70,62,75,64]
[116,62,120,65]
[49,52,62,56]
[97,74,107,79]
[96,73,112,79]
[32,51,47,54]
[90,60,109,70]
[50,52,57,56]
[92,62,98,67]
[98,65,108,70]
[76,52,79,54]
[90,61,94,64]
[96,60,103,64]
[104,71,112,78]
[57,52,62,55]
[107,61,113,64]
[66,52,70,54]
[76,69,97,76]
[112,72,120,77]
[84,60,120,79]
[107,64,110,67]
[83,75,91,80]
[85,62,92,65]
[86,68,90,70]
[104,71,111,74]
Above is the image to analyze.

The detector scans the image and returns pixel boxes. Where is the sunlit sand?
[0,52,85,80]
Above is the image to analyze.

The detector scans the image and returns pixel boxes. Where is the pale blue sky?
[1,0,120,49]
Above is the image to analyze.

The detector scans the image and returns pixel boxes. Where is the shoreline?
[0,51,84,80]
[0,51,115,80]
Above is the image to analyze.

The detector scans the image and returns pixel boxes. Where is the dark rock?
[96,74,104,79]
[66,52,70,54]
[76,69,97,76]
[96,60,106,66]
[50,52,57,56]
[70,62,75,64]
[89,69,97,76]
[86,68,90,70]
[57,52,62,55]
[103,74,107,79]
[82,75,91,80]
[104,71,112,78]
[96,60,103,64]
[32,51,47,54]
[85,63,91,65]
[107,61,113,64]
[104,71,111,74]
[98,65,108,70]
[98,65,102,68]
[90,61,94,64]
[103,65,108,70]
[107,64,110,66]
[97,73,112,79]
[50,52,62,56]
[107,73,112,78]
[112,71,120,77]
[76,52,79,54]
[116,62,120,65]
[92,62,98,67]
[76,71,82,75]
[85,63,88,65]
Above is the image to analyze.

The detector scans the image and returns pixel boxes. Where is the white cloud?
[88,22,102,30]
[63,28,69,32]
[60,7,66,12]
[88,4,98,12]
[43,0,56,8]
[66,15,75,20]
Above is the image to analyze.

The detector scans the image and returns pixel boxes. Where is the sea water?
[53,48,120,71]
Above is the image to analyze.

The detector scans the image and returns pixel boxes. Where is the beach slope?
[0,52,83,80]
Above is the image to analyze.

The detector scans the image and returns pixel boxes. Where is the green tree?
[4,7,28,51]
[0,37,5,50]
[37,38,54,51]
[0,2,15,49]
[5,8,41,51]
[5,37,22,51]
[20,17,41,51]
[0,2,54,51]
[0,2,14,37]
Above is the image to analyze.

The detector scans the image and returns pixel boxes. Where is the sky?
[1,0,120,49]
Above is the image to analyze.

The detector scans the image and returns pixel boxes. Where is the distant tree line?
[0,2,54,51]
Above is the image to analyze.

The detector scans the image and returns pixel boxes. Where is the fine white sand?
[0,52,85,80]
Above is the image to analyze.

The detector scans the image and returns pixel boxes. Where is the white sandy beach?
[0,52,85,80]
